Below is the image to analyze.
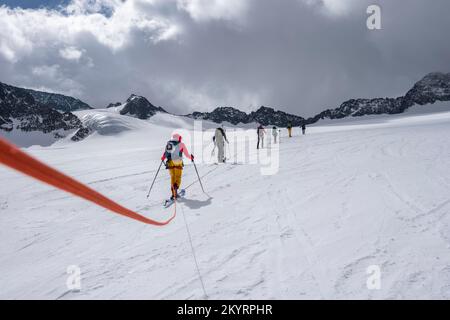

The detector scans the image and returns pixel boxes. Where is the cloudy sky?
[0,0,449,116]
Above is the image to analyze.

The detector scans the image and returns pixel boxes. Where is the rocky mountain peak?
[187,105,305,127]
[27,88,92,112]
[403,72,450,107]
[118,94,166,120]
[0,82,87,142]
[106,102,121,109]
[249,106,305,126]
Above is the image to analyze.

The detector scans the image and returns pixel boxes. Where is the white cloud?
[156,79,264,113]
[32,64,60,78]
[30,64,84,97]
[177,0,250,22]
[322,0,354,15]
[0,42,17,63]
[301,0,359,16]
[65,0,123,15]
[0,0,182,61]
[59,46,84,61]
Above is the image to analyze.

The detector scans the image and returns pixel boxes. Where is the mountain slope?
[306,72,450,124]
[187,73,450,126]
[2,71,449,147]
[0,82,88,146]
[0,82,92,112]
[188,106,305,126]
[27,88,92,112]
[402,72,450,107]
[188,107,249,125]
[306,97,405,124]
[116,94,167,120]
[248,106,304,126]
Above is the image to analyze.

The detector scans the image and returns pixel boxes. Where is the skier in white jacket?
[257,124,266,149]
[272,126,279,144]
[214,126,228,163]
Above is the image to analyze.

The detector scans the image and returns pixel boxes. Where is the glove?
[161,155,165,161]
[190,154,194,161]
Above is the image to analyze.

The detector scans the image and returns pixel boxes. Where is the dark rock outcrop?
[305,97,405,124]
[71,127,91,142]
[305,72,450,124]
[189,107,248,125]
[248,106,304,126]
[0,82,87,140]
[187,106,305,126]
[402,72,450,108]
[106,102,121,108]
[27,88,92,112]
[119,94,166,119]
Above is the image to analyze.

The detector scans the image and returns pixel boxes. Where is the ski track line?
[409,199,450,233]
[266,137,339,298]
[267,189,325,299]
[381,168,450,234]
[87,170,153,185]
[147,165,244,299]
[18,163,218,208]
[381,173,425,218]
[284,135,383,298]
[178,207,266,299]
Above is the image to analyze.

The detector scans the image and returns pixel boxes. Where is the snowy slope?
[0,124,76,148]
[1,107,450,299]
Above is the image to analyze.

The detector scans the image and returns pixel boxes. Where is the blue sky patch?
[0,0,69,9]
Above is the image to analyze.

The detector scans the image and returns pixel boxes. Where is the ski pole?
[146,160,164,198]
[192,160,206,193]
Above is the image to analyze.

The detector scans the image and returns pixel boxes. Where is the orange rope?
[0,137,175,226]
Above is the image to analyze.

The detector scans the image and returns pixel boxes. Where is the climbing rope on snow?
[0,137,176,226]
[179,201,208,299]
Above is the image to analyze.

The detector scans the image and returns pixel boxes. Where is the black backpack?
[165,140,182,160]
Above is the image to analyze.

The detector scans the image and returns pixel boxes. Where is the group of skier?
[286,122,306,138]
[159,122,307,204]
[258,122,306,148]
[255,124,282,148]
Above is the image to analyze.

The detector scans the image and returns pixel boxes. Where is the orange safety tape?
[0,137,175,226]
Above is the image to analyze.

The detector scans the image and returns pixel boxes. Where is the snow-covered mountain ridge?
[306,72,450,123]
[1,72,449,147]
[107,94,167,120]
[187,72,450,125]
[26,88,92,113]
[0,82,89,146]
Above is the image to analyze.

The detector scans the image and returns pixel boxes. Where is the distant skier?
[301,123,306,135]
[257,124,266,149]
[287,122,292,138]
[161,133,194,201]
[272,126,279,144]
[213,125,229,163]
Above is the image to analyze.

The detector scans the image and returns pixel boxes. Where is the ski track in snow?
[1,108,450,299]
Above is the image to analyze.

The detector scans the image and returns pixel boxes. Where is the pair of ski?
[163,189,186,208]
